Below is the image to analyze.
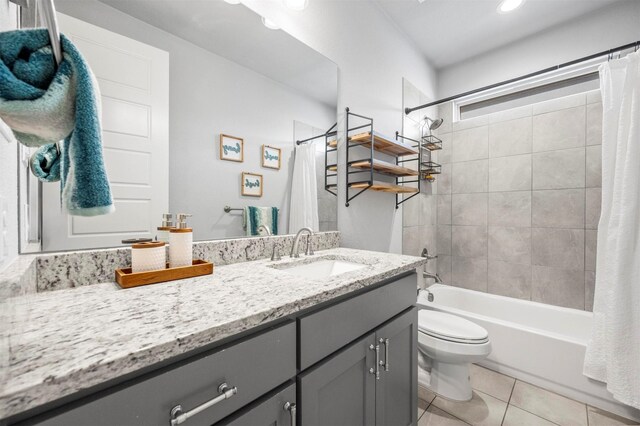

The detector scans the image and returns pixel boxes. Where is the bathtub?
[417,284,640,422]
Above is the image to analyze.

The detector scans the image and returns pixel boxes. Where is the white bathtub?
[417,284,640,422]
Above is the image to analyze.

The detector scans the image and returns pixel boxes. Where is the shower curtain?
[583,51,640,409]
[289,143,319,232]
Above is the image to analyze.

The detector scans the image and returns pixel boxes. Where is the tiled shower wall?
[403,90,602,311]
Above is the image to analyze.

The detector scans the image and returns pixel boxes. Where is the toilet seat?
[418,310,489,344]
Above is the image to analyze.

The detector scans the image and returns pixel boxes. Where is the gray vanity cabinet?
[375,307,418,426]
[299,307,417,426]
[299,333,377,426]
[217,382,296,426]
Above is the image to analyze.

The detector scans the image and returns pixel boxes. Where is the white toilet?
[417,309,492,401]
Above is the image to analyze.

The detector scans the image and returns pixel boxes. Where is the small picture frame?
[262,145,281,170]
[241,172,263,197]
[220,134,244,162]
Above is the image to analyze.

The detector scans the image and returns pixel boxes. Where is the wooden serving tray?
[115,259,214,289]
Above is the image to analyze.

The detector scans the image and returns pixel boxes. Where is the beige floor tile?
[470,364,515,402]
[419,405,470,426]
[431,390,507,426]
[587,406,640,425]
[419,386,437,420]
[503,405,556,426]
[510,381,587,426]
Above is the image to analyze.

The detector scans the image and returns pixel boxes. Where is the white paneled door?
[42,13,169,251]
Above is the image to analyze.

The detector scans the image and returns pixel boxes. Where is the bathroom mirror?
[17,0,338,252]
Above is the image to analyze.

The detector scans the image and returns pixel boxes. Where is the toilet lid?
[418,310,489,344]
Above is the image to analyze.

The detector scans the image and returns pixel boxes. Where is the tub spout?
[423,271,442,284]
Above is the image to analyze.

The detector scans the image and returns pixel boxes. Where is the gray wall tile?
[586,90,601,105]
[437,225,451,255]
[489,154,532,192]
[452,160,488,193]
[488,191,531,227]
[585,230,597,272]
[452,115,488,132]
[585,188,601,230]
[586,103,603,146]
[488,227,531,265]
[532,265,585,309]
[436,254,452,284]
[452,193,488,226]
[585,271,595,311]
[438,133,452,164]
[437,194,452,225]
[532,148,585,190]
[452,257,488,292]
[452,225,487,258]
[452,126,489,162]
[437,163,452,194]
[437,103,453,134]
[488,260,532,300]
[488,105,532,124]
[532,228,584,269]
[403,226,423,256]
[402,195,421,227]
[533,106,586,152]
[488,117,532,158]
[586,145,602,188]
[532,189,585,228]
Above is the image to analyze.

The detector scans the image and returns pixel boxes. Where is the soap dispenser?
[157,213,174,243]
[169,214,193,268]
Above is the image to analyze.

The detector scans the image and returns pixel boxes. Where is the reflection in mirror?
[18,0,338,253]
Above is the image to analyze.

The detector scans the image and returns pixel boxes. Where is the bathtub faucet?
[423,271,443,284]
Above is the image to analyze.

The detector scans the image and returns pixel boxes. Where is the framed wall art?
[241,172,263,197]
[262,145,281,170]
[220,134,244,162]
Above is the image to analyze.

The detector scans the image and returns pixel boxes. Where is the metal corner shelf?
[343,107,421,208]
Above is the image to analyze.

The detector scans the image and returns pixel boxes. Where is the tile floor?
[417,364,639,426]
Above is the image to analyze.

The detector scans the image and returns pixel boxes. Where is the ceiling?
[97,0,338,108]
[375,0,622,69]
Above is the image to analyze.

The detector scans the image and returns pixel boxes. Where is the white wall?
[438,0,640,98]
[243,0,437,253]
[0,0,19,271]
[55,0,336,241]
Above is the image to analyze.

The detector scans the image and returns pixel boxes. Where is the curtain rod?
[405,40,640,115]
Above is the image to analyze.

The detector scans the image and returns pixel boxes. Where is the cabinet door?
[218,382,296,426]
[299,333,376,426]
[375,307,418,426]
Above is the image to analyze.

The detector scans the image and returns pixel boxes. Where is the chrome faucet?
[423,271,442,283]
[290,227,314,258]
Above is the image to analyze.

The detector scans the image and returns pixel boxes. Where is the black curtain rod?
[296,122,338,145]
[405,40,640,115]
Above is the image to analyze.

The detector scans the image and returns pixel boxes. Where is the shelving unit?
[342,108,423,207]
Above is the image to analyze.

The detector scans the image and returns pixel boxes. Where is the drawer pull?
[170,382,238,426]
[370,344,380,380]
[380,338,390,371]
[283,401,297,426]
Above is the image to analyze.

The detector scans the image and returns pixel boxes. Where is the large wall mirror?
[18,0,338,253]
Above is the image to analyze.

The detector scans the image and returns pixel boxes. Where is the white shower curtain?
[289,143,319,232]
[583,51,640,409]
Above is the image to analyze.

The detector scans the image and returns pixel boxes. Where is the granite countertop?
[0,247,426,420]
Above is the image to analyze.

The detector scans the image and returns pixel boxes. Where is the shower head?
[425,117,444,131]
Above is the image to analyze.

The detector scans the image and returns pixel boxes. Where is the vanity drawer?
[298,272,416,370]
[217,381,296,426]
[31,322,296,426]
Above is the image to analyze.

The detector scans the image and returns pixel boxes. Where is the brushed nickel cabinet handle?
[369,343,381,380]
[170,382,238,425]
[380,338,390,372]
[283,401,297,426]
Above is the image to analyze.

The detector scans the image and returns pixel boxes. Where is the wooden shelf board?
[350,159,418,177]
[350,181,418,194]
[348,131,418,156]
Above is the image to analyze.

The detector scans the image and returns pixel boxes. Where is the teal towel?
[30,143,61,182]
[0,29,114,216]
[243,206,279,236]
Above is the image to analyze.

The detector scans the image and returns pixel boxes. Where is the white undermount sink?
[274,258,367,279]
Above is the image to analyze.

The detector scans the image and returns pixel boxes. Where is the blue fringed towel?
[243,207,279,236]
[0,29,114,216]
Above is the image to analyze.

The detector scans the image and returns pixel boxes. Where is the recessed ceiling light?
[262,16,280,30]
[283,0,308,11]
[223,0,241,4]
[497,0,525,13]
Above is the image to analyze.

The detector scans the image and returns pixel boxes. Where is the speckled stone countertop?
[0,247,426,420]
